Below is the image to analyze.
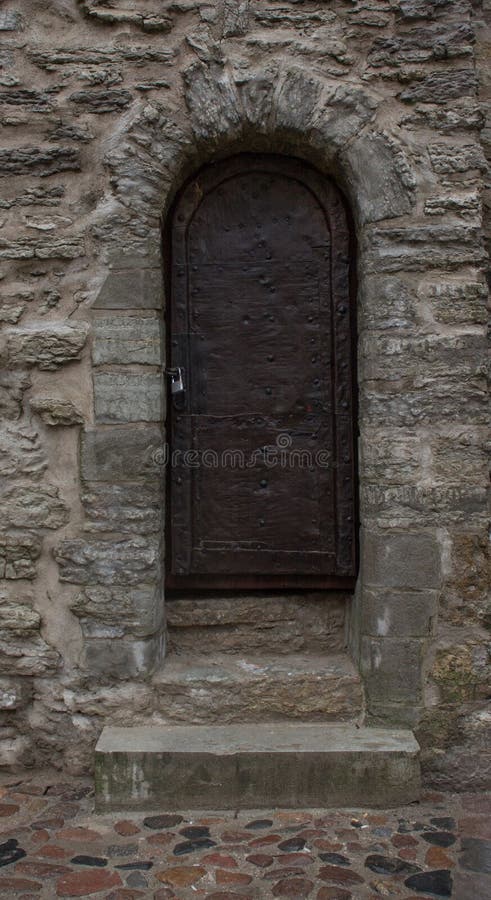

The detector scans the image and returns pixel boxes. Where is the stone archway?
[58,62,444,729]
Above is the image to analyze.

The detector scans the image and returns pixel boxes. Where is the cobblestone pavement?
[0,773,490,899]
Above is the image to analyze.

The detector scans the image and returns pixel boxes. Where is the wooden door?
[166,155,356,590]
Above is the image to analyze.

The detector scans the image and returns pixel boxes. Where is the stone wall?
[0,0,489,788]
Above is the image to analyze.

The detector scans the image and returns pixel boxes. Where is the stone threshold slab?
[95,723,421,811]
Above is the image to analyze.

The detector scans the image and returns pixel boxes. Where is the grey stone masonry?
[0,0,488,791]
[95,724,421,810]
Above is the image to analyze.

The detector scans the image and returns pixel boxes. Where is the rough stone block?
[183,62,241,141]
[361,483,488,528]
[151,653,362,724]
[93,267,163,310]
[341,133,415,224]
[361,636,425,703]
[0,596,59,675]
[94,373,163,423]
[92,316,161,365]
[95,723,421,810]
[0,147,80,177]
[360,589,438,638]
[30,397,84,426]
[428,142,487,176]
[361,530,442,590]
[81,426,163,482]
[313,83,379,153]
[82,482,161,534]
[0,422,46,479]
[167,593,347,655]
[399,69,477,104]
[7,322,89,370]
[361,376,488,426]
[0,676,32,710]
[0,532,41,580]
[84,631,163,679]
[2,484,69,530]
[275,69,322,133]
[71,584,162,637]
[69,89,132,113]
[359,275,417,331]
[55,537,160,585]
[420,280,488,325]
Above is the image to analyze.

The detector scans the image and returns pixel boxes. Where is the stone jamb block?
[361,529,442,590]
[94,372,163,423]
[360,589,439,638]
[361,636,426,704]
[81,425,163,482]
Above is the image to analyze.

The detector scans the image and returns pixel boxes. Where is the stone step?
[166,593,349,655]
[151,651,363,724]
[95,723,421,811]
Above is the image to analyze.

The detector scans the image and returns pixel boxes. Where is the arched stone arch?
[63,61,443,728]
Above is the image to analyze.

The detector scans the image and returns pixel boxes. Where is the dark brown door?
[166,155,356,590]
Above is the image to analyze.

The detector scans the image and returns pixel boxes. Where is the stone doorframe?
[60,64,448,728]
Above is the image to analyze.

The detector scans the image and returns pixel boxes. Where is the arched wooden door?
[166,155,357,589]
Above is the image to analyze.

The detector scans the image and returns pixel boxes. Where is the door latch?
[166,366,185,396]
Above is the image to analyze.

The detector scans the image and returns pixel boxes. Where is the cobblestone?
[0,773,490,897]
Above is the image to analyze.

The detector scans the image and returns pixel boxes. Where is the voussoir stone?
[341,132,415,224]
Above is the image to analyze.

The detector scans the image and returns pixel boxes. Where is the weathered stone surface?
[0,595,59,675]
[0,147,80,177]
[428,142,487,176]
[0,237,85,260]
[69,90,133,113]
[420,280,488,325]
[151,653,362,724]
[95,724,420,810]
[223,0,249,37]
[7,323,89,371]
[0,11,23,31]
[93,268,163,309]
[0,676,32,710]
[399,69,477,103]
[71,585,161,637]
[0,422,46,478]
[168,594,347,654]
[81,482,161,534]
[361,530,442,590]
[55,537,160,585]
[360,332,486,382]
[30,397,84,426]
[94,373,163,423]
[79,1,172,32]
[275,69,322,133]
[84,631,163,678]
[0,0,487,783]
[184,62,241,141]
[80,425,162,483]
[0,532,41,580]
[1,483,69,530]
[360,590,438,638]
[92,316,161,365]
[361,637,425,704]
[369,24,474,67]
[341,133,415,224]
[401,100,484,132]
[424,192,480,217]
